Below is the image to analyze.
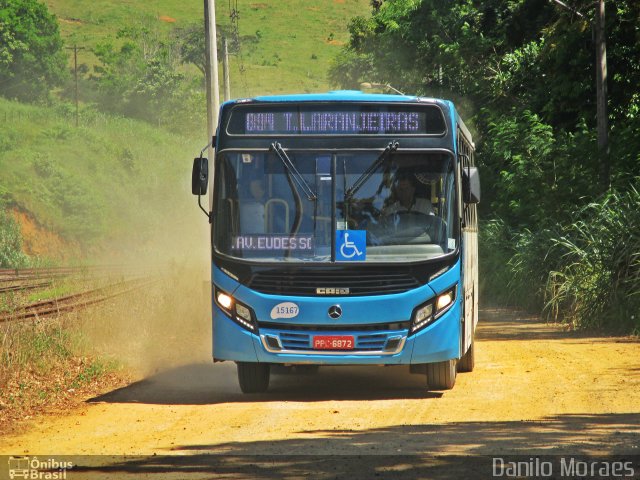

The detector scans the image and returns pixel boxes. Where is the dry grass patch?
[0,315,129,434]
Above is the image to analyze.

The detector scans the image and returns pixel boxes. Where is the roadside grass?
[25,283,76,304]
[544,186,640,334]
[23,273,131,304]
[0,282,77,316]
[0,313,125,432]
[480,181,640,334]
[47,0,370,97]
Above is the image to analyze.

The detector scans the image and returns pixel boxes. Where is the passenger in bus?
[383,173,434,216]
[239,178,268,234]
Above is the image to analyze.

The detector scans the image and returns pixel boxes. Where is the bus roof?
[224,90,452,107]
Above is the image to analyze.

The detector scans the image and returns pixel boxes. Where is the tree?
[92,24,185,122]
[90,23,206,131]
[0,0,67,101]
[331,0,640,196]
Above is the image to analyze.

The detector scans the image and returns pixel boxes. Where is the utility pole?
[223,36,231,101]
[65,45,85,127]
[550,0,609,190]
[595,0,609,190]
[204,0,220,209]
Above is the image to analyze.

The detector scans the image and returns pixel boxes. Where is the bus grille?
[270,331,402,352]
[247,270,421,296]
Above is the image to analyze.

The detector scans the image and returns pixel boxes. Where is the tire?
[237,362,270,393]
[426,359,457,390]
[457,339,475,373]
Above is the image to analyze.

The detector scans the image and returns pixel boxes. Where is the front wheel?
[237,362,270,393]
[426,359,457,390]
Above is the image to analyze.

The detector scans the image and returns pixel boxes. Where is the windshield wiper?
[270,142,317,201]
[345,141,399,200]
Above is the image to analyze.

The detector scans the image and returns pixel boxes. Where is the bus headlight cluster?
[410,284,457,334]
[214,286,257,332]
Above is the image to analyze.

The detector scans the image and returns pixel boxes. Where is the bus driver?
[383,173,434,216]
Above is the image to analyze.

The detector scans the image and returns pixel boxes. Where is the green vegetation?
[0,0,373,420]
[87,22,205,130]
[333,0,640,332]
[545,185,640,332]
[47,0,370,97]
[0,0,67,101]
[0,209,29,268]
[0,96,200,254]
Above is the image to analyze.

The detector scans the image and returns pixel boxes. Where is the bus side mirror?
[463,167,480,204]
[192,157,208,195]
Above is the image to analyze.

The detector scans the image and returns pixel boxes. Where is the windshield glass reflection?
[213,151,457,262]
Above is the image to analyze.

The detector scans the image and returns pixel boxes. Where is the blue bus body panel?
[232,280,434,328]
[409,263,461,363]
[252,91,419,103]
[211,261,462,365]
[223,91,447,105]
[212,306,259,362]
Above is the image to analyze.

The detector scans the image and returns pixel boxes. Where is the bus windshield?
[213,150,458,263]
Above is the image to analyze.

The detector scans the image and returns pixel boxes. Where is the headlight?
[412,303,434,332]
[216,291,233,310]
[436,290,453,311]
[410,284,457,334]
[235,303,252,322]
[213,286,257,332]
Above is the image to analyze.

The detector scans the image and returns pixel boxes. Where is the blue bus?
[191,91,480,393]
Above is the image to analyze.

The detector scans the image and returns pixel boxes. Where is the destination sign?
[232,235,314,252]
[226,104,446,136]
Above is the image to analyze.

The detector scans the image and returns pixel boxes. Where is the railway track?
[0,265,159,282]
[0,276,160,323]
[0,280,53,294]
[0,265,161,295]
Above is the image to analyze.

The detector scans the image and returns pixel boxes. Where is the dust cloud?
[76,176,216,378]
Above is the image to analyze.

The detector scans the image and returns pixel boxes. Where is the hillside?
[0,98,207,263]
[45,0,371,97]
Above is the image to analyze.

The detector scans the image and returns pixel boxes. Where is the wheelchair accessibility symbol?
[336,230,366,261]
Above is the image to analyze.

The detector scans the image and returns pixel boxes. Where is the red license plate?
[313,335,354,350]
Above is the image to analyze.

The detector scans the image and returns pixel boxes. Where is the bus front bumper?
[212,301,460,366]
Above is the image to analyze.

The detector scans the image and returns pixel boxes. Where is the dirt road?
[1,308,639,478]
